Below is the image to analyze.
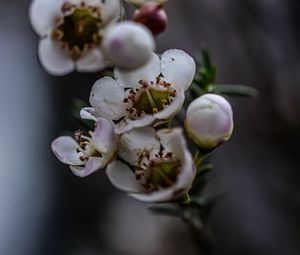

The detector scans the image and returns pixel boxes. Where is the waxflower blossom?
[103,21,155,69]
[133,2,168,36]
[51,118,118,177]
[106,127,196,202]
[81,49,196,134]
[185,94,234,150]
[29,0,121,75]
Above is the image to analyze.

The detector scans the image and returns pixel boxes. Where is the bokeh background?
[1,0,300,254]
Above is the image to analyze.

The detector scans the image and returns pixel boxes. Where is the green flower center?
[135,151,181,191]
[124,79,177,119]
[52,3,102,59]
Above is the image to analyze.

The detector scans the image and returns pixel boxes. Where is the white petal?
[90,77,126,120]
[70,157,106,177]
[161,49,196,91]
[93,117,118,157]
[80,107,97,121]
[99,0,121,24]
[174,150,196,194]
[154,89,185,120]
[76,48,106,73]
[119,127,160,165]
[51,136,83,165]
[114,115,156,134]
[38,37,74,76]
[114,53,160,88]
[29,0,63,36]
[106,161,144,192]
[103,21,155,69]
[157,128,186,157]
[130,188,175,203]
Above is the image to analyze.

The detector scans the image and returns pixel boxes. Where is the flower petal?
[130,188,175,203]
[93,117,118,157]
[76,48,106,73]
[29,0,63,36]
[80,107,97,121]
[106,160,144,192]
[119,127,160,165]
[38,37,74,75]
[157,128,186,158]
[51,136,83,165]
[90,77,126,120]
[70,157,106,177]
[174,150,196,195]
[114,53,160,88]
[161,49,196,90]
[99,0,121,24]
[114,115,156,134]
[153,89,185,120]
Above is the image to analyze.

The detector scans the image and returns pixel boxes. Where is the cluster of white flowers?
[30,0,234,203]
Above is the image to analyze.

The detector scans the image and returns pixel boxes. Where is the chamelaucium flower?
[185,94,234,150]
[106,127,196,202]
[125,0,167,8]
[103,21,156,69]
[29,0,121,75]
[51,117,118,177]
[133,2,168,36]
[80,49,196,134]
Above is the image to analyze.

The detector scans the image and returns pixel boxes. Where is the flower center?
[123,78,177,119]
[135,150,181,191]
[52,2,102,59]
[74,130,102,162]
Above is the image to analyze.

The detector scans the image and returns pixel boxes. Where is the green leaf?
[197,164,213,178]
[207,84,259,98]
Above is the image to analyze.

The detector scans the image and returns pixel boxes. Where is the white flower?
[29,0,121,75]
[103,21,155,69]
[185,94,234,150]
[81,49,196,134]
[106,127,196,202]
[51,117,118,177]
[125,0,167,7]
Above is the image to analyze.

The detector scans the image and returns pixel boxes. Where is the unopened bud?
[103,21,155,69]
[185,94,234,150]
[133,2,168,36]
[125,0,167,8]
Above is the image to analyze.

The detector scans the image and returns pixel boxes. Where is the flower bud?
[125,0,167,8]
[103,21,155,69]
[185,94,234,150]
[133,2,168,36]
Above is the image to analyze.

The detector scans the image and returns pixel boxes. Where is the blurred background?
[1,0,300,254]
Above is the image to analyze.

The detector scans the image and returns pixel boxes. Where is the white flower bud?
[103,21,155,69]
[185,94,234,150]
[125,0,167,8]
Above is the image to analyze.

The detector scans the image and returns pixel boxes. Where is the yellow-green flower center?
[52,3,102,59]
[124,79,176,119]
[135,150,181,191]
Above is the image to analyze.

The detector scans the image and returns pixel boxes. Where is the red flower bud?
[133,3,168,36]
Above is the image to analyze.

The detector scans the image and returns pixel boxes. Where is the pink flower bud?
[133,2,168,36]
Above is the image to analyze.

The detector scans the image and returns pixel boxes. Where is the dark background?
[1,0,300,254]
